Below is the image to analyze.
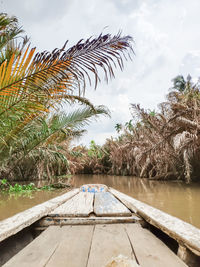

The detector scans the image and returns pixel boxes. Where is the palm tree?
[125,120,133,131]
[5,105,109,180]
[171,74,193,93]
[0,33,133,146]
[115,123,122,133]
[172,75,186,92]
[0,13,134,180]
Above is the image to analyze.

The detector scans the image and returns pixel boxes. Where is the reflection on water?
[72,175,200,229]
[0,189,66,221]
[0,175,200,229]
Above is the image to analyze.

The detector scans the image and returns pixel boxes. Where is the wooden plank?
[3,226,64,267]
[110,187,200,256]
[94,192,131,217]
[125,224,187,267]
[46,225,94,267]
[177,245,200,267]
[109,188,137,213]
[38,215,142,227]
[0,189,79,243]
[87,224,135,267]
[49,192,94,217]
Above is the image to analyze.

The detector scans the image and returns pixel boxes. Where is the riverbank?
[1,175,200,229]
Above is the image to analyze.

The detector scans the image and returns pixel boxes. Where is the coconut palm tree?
[172,75,186,92]
[4,104,109,180]
[0,33,133,147]
[115,123,122,133]
[0,13,134,180]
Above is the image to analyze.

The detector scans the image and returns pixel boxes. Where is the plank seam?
[92,192,95,215]
[110,188,200,257]
[86,225,95,267]
[94,191,132,217]
[124,225,140,266]
[43,242,60,267]
[108,188,135,213]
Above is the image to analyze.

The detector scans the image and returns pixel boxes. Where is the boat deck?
[4,224,187,267]
[4,184,188,267]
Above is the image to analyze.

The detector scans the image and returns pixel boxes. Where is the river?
[0,175,200,229]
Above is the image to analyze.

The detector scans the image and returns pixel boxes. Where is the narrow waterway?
[0,190,66,221]
[0,175,200,229]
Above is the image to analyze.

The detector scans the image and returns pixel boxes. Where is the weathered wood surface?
[94,192,131,217]
[87,224,135,267]
[38,215,141,227]
[3,226,64,267]
[46,225,94,267]
[49,192,94,217]
[177,244,200,267]
[110,187,200,256]
[4,224,189,267]
[125,223,187,267]
[0,189,79,243]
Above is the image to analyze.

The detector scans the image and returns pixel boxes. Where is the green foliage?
[40,185,54,191]
[88,140,103,159]
[0,13,133,181]
[125,120,133,131]
[1,178,7,185]
[149,110,156,116]
[70,151,83,157]
[0,13,29,64]
[115,123,122,133]
[0,178,54,193]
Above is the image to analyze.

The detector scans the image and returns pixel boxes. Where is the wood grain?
[38,215,141,227]
[49,192,94,217]
[4,226,64,267]
[87,224,135,267]
[46,225,94,267]
[110,187,200,256]
[125,223,187,267]
[94,192,131,217]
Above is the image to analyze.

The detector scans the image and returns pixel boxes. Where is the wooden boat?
[0,184,200,267]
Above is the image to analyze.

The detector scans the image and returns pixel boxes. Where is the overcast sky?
[2,0,200,146]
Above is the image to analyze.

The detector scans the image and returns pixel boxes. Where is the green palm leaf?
[0,29,133,179]
[3,104,109,177]
[0,33,133,114]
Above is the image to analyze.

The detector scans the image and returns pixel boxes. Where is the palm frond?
[0,32,133,114]
[1,104,110,166]
[0,32,132,148]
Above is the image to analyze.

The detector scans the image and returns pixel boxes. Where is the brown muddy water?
[0,175,200,229]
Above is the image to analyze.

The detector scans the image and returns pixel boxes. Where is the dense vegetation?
[0,13,133,182]
[69,75,200,183]
[2,13,198,184]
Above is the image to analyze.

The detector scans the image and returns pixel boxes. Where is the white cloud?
[180,51,200,78]
[2,0,200,146]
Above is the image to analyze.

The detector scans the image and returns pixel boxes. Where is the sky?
[2,0,200,146]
